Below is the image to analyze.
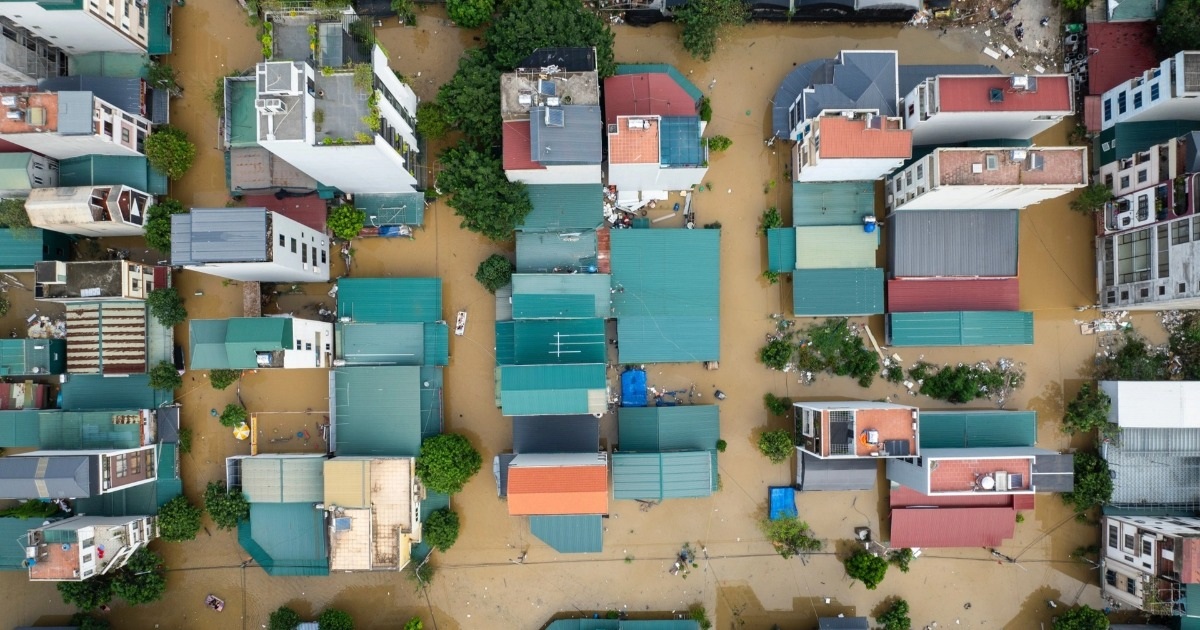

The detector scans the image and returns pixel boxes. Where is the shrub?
[178,427,193,454]
[761,516,821,559]
[475,254,514,294]
[0,197,31,234]
[1094,331,1168,381]
[148,360,182,391]
[1062,451,1113,514]
[759,207,783,235]
[144,198,188,253]
[806,318,880,388]
[146,287,187,328]
[318,608,354,630]
[416,101,451,139]
[673,0,748,61]
[763,393,792,417]
[328,204,366,240]
[269,606,302,630]
[446,0,494,28]
[209,369,241,391]
[144,127,196,180]
[698,97,712,122]
[1069,182,1113,215]
[204,480,251,530]
[1063,383,1116,437]
[423,508,460,551]
[759,336,795,370]
[156,495,202,542]
[888,547,914,573]
[404,618,424,630]
[0,295,8,317]
[58,577,113,610]
[0,500,59,518]
[1159,0,1200,57]
[910,361,1025,404]
[219,404,248,428]
[110,548,166,605]
[707,135,733,152]
[438,142,531,240]
[762,269,780,285]
[844,549,888,589]
[416,433,483,494]
[1053,605,1110,630]
[688,604,713,630]
[757,429,793,464]
[715,439,727,452]
[877,599,912,630]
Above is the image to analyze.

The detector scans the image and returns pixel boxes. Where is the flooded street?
[0,3,1162,629]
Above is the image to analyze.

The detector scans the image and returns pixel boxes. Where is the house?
[334,277,448,366]
[324,457,422,571]
[789,268,885,317]
[0,90,152,160]
[501,48,602,185]
[0,381,50,410]
[227,454,328,576]
[510,273,612,320]
[1096,212,1200,309]
[1102,428,1200,508]
[0,228,69,272]
[794,401,917,459]
[0,0,172,55]
[886,447,1073,495]
[794,452,877,491]
[34,260,164,303]
[1100,381,1200,428]
[886,147,1088,211]
[612,406,720,501]
[0,445,157,499]
[900,74,1073,146]
[887,311,1033,346]
[792,114,911,182]
[506,452,608,516]
[189,317,332,370]
[1100,52,1200,132]
[0,152,57,196]
[354,192,428,232]
[1101,515,1200,616]
[223,75,319,196]
[516,230,603,274]
[63,302,170,375]
[171,207,329,282]
[517,184,604,234]
[335,277,443,324]
[24,185,152,237]
[1087,23,1160,97]
[0,16,67,85]
[888,485,1023,548]
[25,515,157,582]
[498,364,608,416]
[40,76,167,126]
[0,338,65,377]
[888,278,1020,312]
[495,319,607,367]
[1098,131,1198,235]
[331,365,440,458]
[603,67,708,193]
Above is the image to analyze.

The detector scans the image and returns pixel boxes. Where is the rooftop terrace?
[928,455,1033,493]
[797,403,917,458]
[501,70,600,121]
[935,147,1086,186]
[609,116,660,165]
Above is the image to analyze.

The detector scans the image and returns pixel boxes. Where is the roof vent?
[1010,149,1028,162]
[518,92,532,106]
[989,88,1004,103]
[972,163,984,174]
[1010,75,1037,91]
[545,107,565,128]
[546,96,561,107]
[255,98,284,114]
[538,80,557,97]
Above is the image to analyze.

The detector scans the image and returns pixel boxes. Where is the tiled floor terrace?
[929,457,1033,493]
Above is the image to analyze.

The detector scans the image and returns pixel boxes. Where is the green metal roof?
[767,228,797,272]
[547,622,702,630]
[189,318,291,370]
[611,229,719,363]
[67,52,150,78]
[0,153,32,191]
[495,319,607,365]
[795,226,878,269]
[519,184,605,232]
[516,230,599,273]
[39,410,145,450]
[499,364,606,416]
[336,278,442,323]
[529,514,603,553]
[73,480,159,516]
[57,155,168,195]
[511,274,611,319]
[1099,120,1200,164]
[146,0,172,55]
[792,268,884,316]
[333,366,422,457]
[60,373,171,411]
[336,322,448,366]
[0,338,65,376]
[888,311,1034,346]
[618,406,719,452]
[918,410,1037,449]
[238,503,329,576]
[1109,0,1160,20]
[241,456,326,503]
[0,410,40,448]
[155,442,181,508]
[0,228,69,271]
[0,518,43,570]
[616,64,703,102]
[355,193,427,227]
[419,366,444,439]
[612,451,714,500]
[792,181,876,227]
[225,78,259,149]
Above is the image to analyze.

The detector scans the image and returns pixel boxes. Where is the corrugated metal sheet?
[547,621,702,630]
[238,503,329,576]
[65,303,147,375]
[0,338,64,376]
[60,374,164,411]
[528,105,603,165]
[0,517,44,570]
[611,230,719,363]
[516,231,599,273]
[172,208,269,265]
[1031,453,1074,492]
[0,410,39,448]
[156,442,182,507]
[612,451,714,500]
[818,619,870,630]
[793,268,884,316]
[333,366,422,457]
[0,229,63,271]
[0,455,93,499]
[499,364,606,416]
[336,278,442,324]
[72,480,159,517]
[146,0,172,55]
[794,226,878,269]
[618,406,719,452]
[495,283,513,323]
[887,311,1034,346]
[510,274,611,319]
[520,184,604,232]
[505,319,607,365]
[791,181,876,226]
[355,193,426,227]
[513,416,600,453]
[424,323,449,366]
[40,76,142,115]
[887,277,1019,312]
[890,506,1016,547]
[766,228,797,272]
[529,514,603,553]
[918,411,1038,449]
[495,321,516,366]
[616,63,704,101]
[889,210,1019,278]
[796,452,877,491]
[241,456,325,503]
[337,322,424,365]
[38,410,144,450]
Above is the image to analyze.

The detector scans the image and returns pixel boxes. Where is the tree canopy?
[219,404,248,428]
[475,254,514,293]
[148,360,182,391]
[58,578,113,610]
[0,197,33,235]
[877,599,912,630]
[1094,330,1169,381]
[318,608,355,630]
[111,548,167,605]
[1053,605,1109,630]
[484,0,615,77]
[209,368,241,391]
[763,393,792,417]
[1062,451,1113,514]
[436,51,504,150]
[438,143,531,240]
[204,480,251,530]
[447,0,494,28]
[416,101,451,140]
[673,0,748,61]
[146,287,187,328]
[844,549,888,589]
[1159,0,1200,58]
[1070,182,1114,215]
[760,517,821,559]
[423,508,461,551]
[268,605,302,630]
[157,495,202,542]
[757,430,793,464]
[328,204,366,240]
[416,433,483,494]
[1063,383,1116,438]
[144,198,188,253]
[144,127,196,180]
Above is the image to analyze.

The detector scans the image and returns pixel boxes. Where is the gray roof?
[771,51,898,138]
[529,105,602,165]
[819,619,870,630]
[0,455,94,499]
[172,207,269,265]
[41,76,142,116]
[512,416,600,454]
[1102,428,1200,508]
[1185,131,1200,174]
[1031,453,1074,493]
[897,64,999,96]
[889,210,1018,277]
[495,453,516,497]
[796,452,877,491]
[518,47,597,72]
[57,92,96,136]
[158,406,181,444]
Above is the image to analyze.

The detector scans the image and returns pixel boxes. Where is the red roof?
[603,73,698,125]
[1087,22,1159,95]
[936,75,1072,113]
[241,194,328,233]
[817,116,912,159]
[1012,494,1035,511]
[507,465,608,516]
[1083,95,1103,133]
[890,485,1015,508]
[890,507,1016,547]
[503,121,545,171]
[887,278,1019,312]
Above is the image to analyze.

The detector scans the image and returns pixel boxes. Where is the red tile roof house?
[793,114,912,182]
[886,146,1088,211]
[500,64,603,185]
[888,486,1030,548]
[900,74,1074,146]
[506,453,609,516]
[1083,23,1159,133]
[887,277,1020,312]
[603,71,709,194]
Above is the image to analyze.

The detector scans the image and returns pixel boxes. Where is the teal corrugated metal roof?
[0,153,31,191]
[146,0,172,55]
[0,518,42,569]
[155,443,182,507]
[72,481,158,517]
[509,319,607,365]
[612,451,714,500]
[424,323,449,366]
[337,278,442,323]
[241,456,326,503]
[516,230,599,273]
[795,226,878,269]
[888,311,1034,346]
[355,193,427,226]
[0,339,58,376]
[616,64,703,102]
[225,79,258,149]
[337,322,425,365]
[0,229,62,271]
[767,228,797,272]
[188,318,290,370]
[39,410,144,450]
[499,364,606,416]
[520,184,604,231]
[611,230,719,363]
[919,411,1038,449]
[1110,0,1160,21]
[1099,120,1200,164]
[57,155,165,194]
[511,274,611,319]
[512,294,596,319]
[495,321,516,366]
[618,406,719,452]
[792,181,876,227]
[0,410,40,448]
[60,374,165,411]
[529,514,603,553]
[333,366,422,457]
[238,503,328,576]
[419,366,444,439]
[792,268,884,316]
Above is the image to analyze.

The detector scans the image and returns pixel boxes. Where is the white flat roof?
[1099,381,1200,428]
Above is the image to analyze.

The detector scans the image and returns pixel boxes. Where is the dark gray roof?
[518,48,597,73]
[495,453,515,497]
[819,618,870,630]
[889,210,1019,277]
[158,406,181,444]
[172,207,269,265]
[41,76,143,116]
[1032,453,1075,492]
[513,416,600,454]
[57,92,95,136]
[0,455,94,499]
[149,87,169,125]
[897,64,999,96]
[796,452,877,491]
[1185,131,1200,174]
[529,105,602,165]
[770,51,897,139]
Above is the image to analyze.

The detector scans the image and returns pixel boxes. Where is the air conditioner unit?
[1010,149,1028,161]
[255,98,285,114]
[1011,75,1030,90]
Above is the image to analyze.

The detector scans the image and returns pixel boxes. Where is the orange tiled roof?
[817,116,912,160]
[507,465,608,515]
[608,117,660,165]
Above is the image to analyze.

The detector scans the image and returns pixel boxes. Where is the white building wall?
[1098,214,1200,310]
[259,139,414,193]
[0,3,142,54]
[184,261,311,283]
[1099,381,1200,428]
[607,163,707,192]
[507,164,600,185]
[0,131,141,160]
[907,112,1066,146]
[269,211,329,281]
[1099,140,1176,198]
[283,317,333,368]
[1101,52,1200,131]
[377,96,418,157]
[891,185,1081,210]
[797,157,905,182]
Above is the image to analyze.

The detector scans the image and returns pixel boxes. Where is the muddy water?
[0,7,1161,630]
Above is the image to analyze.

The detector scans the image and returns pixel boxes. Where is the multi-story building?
[1099,51,1200,131]
[885,446,1071,496]
[793,401,918,459]
[0,445,157,499]
[25,514,157,582]
[1096,211,1200,309]
[1101,515,1200,616]
[0,90,152,159]
[886,146,1088,211]
[171,207,329,282]
[24,184,152,236]
[0,17,67,85]
[1098,131,1198,234]
[0,151,57,196]
[0,0,172,56]
[1100,381,1200,429]
[323,457,423,571]
[34,259,164,303]
[189,316,333,370]
[900,74,1074,146]
[792,113,911,182]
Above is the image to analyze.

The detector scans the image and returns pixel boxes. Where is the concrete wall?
[507,164,601,185]
[797,157,903,183]
[607,163,706,192]
[885,457,930,494]
[283,317,333,368]
[0,3,143,54]
[270,211,329,281]
[0,131,142,160]
[891,184,1081,211]
[1098,214,1200,310]
[260,139,415,193]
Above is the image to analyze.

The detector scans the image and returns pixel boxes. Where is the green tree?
[757,429,793,464]
[328,204,366,240]
[204,480,251,530]
[760,516,822,559]
[1170,312,1200,379]
[423,508,461,551]
[438,142,531,240]
[1069,182,1113,215]
[392,0,417,24]
[219,404,248,428]
[144,198,188,253]
[146,287,187,328]
[156,495,202,542]
[672,0,748,61]
[1060,0,1091,9]
[111,548,166,605]
[1159,0,1200,57]
[888,547,915,573]
[758,207,782,235]
[146,61,180,91]
[1063,383,1116,438]
[0,197,33,237]
[1062,451,1113,514]
[318,608,355,630]
[178,427,193,454]
[148,360,182,391]
[416,101,451,140]
[763,393,792,416]
[70,613,112,630]
[877,599,912,630]
[474,254,514,293]
[436,51,503,149]
[807,318,880,388]
[268,605,302,630]
[404,618,424,630]
[416,433,483,494]
[844,549,888,589]
[707,135,733,152]
[688,604,713,630]
[144,127,196,180]
[447,0,494,28]
[0,295,8,317]
[759,337,795,370]
[1053,605,1109,630]
[1094,331,1169,381]
[209,369,241,391]
[484,0,616,77]
[58,577,113,610]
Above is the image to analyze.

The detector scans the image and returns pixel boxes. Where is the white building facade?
[1101,515,1200,614]
[1097,213,1200,310]
[172,208,329,283]
[886,147,1088,211]
[0,1,150,54]
[26,515,158,582]
[0,92,151,159]
[1100,52,1200,131]
[25,185,151,237]
[900,74,1073,146]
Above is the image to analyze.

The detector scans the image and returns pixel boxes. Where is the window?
[129,454,139,475]
[295,340,302,350]
[1118,93,1127,114]
[290,238,296,253]
[905,170,912,185]
[1126,580,1137,595]
[1134,92,1143,109]
[916,164,923,180]
[1143,539,1153,555]
[1173,220,1190,245]
[894,179,901,192]
[1104,99,1113,121]
[1105,570,1117,586]
[279,234,285,247]
[301,243,307,264]
[321,249,326,264]
[1109,525,1119,547]
[1151,84,1160,100]
[907,104,915,116]
[115,455,127,477]
[1120,175,1130,189]
[1137,170,1148,183]
[83,554,92,563]
[121,128,129,143]
[985,154,999,170]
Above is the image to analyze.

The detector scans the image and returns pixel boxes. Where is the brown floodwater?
[0,4,1165,629]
